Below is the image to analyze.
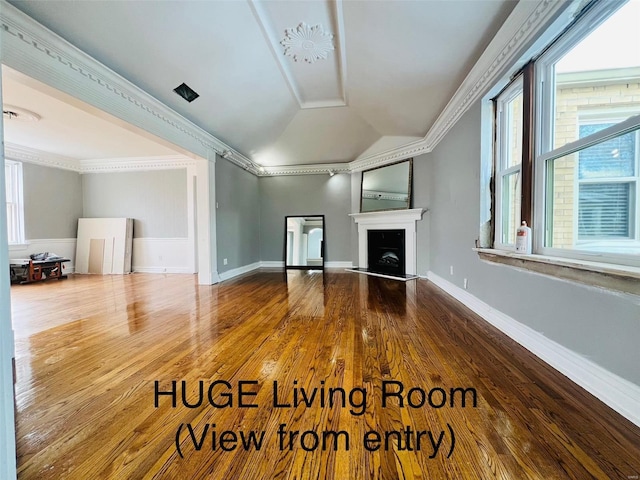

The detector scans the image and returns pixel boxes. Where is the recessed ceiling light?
[173,83,199,103]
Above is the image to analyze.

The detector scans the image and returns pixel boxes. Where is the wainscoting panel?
[131,238,193,274]
[10,238,77,273]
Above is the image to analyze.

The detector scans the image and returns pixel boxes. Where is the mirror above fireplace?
[360,159,412,213]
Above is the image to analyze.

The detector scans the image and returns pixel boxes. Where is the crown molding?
[219,152,262,176]
[259,162,351,177]
[267,0,568,174]
[0,0,261,173]
[4,143,81,172]
[296,0,568,174]
[348,0,569,173]
[80,155,196,173]
[4,143,199,173]
[349,139,428,172]
[1,0,568,178]
[422,0,569,151]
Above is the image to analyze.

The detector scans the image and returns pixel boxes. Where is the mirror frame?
[360,158,413,213]
[284,215,325,270]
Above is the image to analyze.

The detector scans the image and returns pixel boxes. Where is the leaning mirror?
[360,159,412,213]
[284,215,325,269]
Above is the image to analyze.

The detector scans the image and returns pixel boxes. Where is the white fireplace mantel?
[349,208,425,275]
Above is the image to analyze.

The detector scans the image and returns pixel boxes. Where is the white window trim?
[494,77,523,250]
[534,0,640,267]
[533,0,633,258]
[4,159,25,246]
[480,0,640,291]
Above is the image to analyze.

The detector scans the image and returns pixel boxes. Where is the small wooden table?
[10,258,70,284]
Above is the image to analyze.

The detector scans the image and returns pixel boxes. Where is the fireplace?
[349,208,425,279]
[367,230,405,276]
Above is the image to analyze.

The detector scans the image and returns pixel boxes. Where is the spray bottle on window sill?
[516,221,532,254]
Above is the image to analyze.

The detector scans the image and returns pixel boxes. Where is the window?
[494,77,524,248]
[4,160,24,245]
[576,121,638,241]
[492,0,640,268]
[544,126,640,255]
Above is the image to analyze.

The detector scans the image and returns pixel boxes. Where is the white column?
[195,154,217,284]
[208,153,219,284]
[186,163,197,274]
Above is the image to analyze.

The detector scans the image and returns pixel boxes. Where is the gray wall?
[412,158,431,275]
[259,174,351,262]
[23,163,83,239]
[215,157,260,273]
[425,101,640,385]
[82,169,187,238]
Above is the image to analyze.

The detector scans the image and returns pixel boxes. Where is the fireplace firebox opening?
[367,229,405,276]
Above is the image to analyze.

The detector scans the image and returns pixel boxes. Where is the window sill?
[474,248,640,296]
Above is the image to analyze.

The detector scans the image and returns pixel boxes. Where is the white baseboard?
[326,261,353,268]
[260,261,285,268]
[427,270,640,427]
[219,262,261,281]
[258,261,352,269]
[131,267,193,274]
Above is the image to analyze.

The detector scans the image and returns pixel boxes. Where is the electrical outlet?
[223,258,228,265]
[463,278,468,289]
[450,265,454,275]
[216,202,219,209]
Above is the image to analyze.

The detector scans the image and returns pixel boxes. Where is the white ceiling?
[2,67,184,161]
[3,0,516,168]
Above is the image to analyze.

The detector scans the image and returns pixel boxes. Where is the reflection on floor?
[10,271,640,479]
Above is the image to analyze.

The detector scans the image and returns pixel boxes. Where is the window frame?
[493,76,524,250]
[4,159,25,246]
[535,119,640,265]
[490,0,640,268]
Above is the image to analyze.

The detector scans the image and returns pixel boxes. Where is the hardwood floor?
[10,270,640,479]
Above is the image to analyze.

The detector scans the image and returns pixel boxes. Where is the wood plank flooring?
[10,270,640,479]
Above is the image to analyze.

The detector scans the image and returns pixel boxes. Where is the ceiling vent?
[173,83,199,103]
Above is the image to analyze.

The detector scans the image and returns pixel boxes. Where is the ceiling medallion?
[2,105,41,122]
[280,22,334,64]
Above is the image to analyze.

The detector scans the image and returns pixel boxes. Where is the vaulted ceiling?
[4,0,517,169]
